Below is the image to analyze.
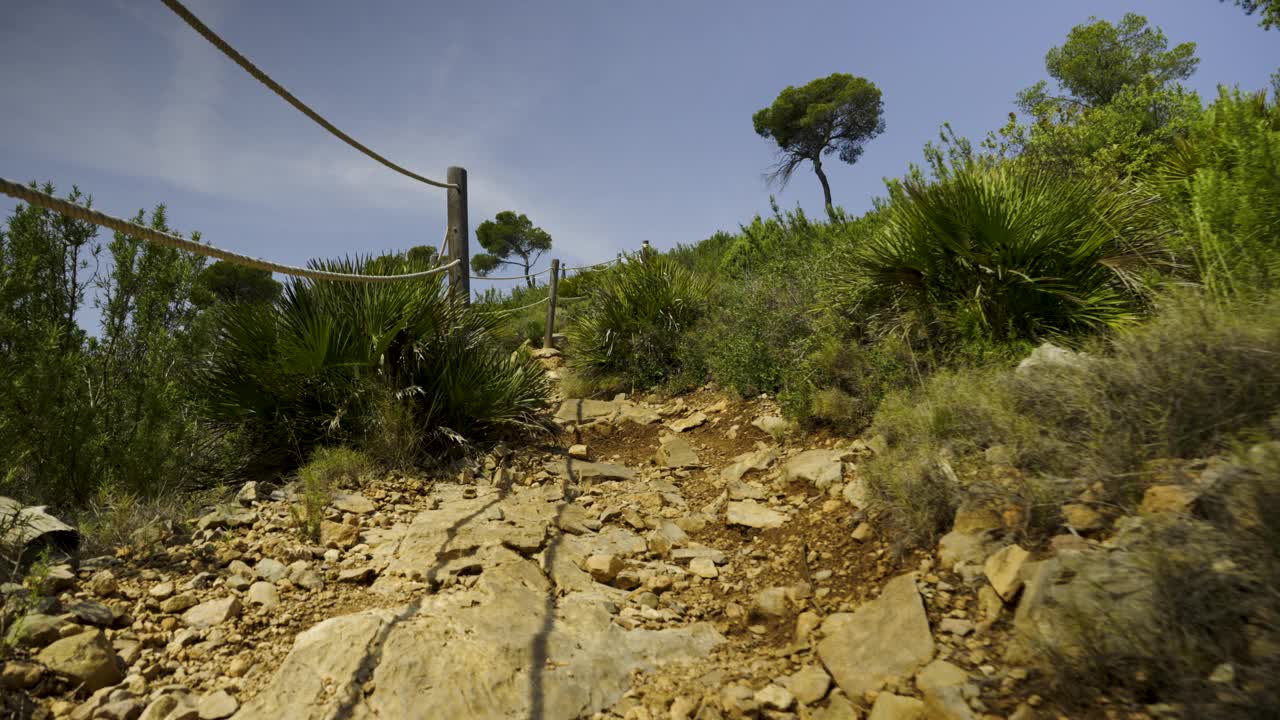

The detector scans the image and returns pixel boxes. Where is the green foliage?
[1149,87,1280,297]
[1029,13,1198,108]
[567,255,711,391]
[1,187,223,507]
[834,162,1167,343]
[202,253,554,471]
[292,446,371,542]
[1004,13,1203,179]
[1226,0,1280,30]
[865,293,1280,549]
[753,73,886,208]
[473,211,553,285]
[191,261,282,308]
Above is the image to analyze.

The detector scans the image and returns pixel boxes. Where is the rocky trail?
[4,352,1246,720]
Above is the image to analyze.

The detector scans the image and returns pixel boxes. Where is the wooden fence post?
[446,166,469,304]
[544,258,560,350]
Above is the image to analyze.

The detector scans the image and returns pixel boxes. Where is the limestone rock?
[781,665,831,706]
[689,557,718,579]
[817,574,935,699]
[751,587,791,618]
[720,448,776,484]
[235,481,261,505]
[984,544,1030,602]
[196,690,238,719]
[754,684,795,711]
[546,459,637,482]
[182,596,241,630]
[727,480,767,501]
[1140,485,1197,515]
[331,493,375,515]
[924,686,977,720]
[86,569,118,598]
[783,450,847,489]
[938,530,995,569]
[255,558,289,582]
[556,398,619,423]
[813,692,860,720]
[585,554,623,583]
[751,415,795,440]
[1062,503,1104,531]
[668,412,707,433]
[320,521,358,550]
[1015,342,1086,375]
[6,612,69,647]
[656,436,701,468]
[160,592,198,614]
[246,581,280,609]
[568,444,591,460]
[867,692,926,720]
[725,500,786,529]
[235,549,723,720]
[35,629,122,692]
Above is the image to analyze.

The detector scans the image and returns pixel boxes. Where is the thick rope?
[481,296,548,315]
[470,266,554,281]
[564,258,621,271]
[0,178,458,283]
[159,0,455,191]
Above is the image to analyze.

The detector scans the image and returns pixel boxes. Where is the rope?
[481,296,548,315]
[469,266,554,281]
[159,0,455,191]
[0,178,458,283]
[564,258,621,271]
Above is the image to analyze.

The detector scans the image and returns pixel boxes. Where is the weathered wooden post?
[446,166,469,304]
[543,258,560,350]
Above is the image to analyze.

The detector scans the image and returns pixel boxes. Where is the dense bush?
[1150,87,1280,297]
[830,162,1168,343]
[864,293,1280,548]
[202,254,553,472]
[566,255,711,392]
[1,189,229,508]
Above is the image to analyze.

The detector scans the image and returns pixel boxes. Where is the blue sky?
[1,0,1276,302]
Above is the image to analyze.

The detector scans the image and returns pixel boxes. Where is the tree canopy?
[1020,12,1198,110]
[1004,13,1202,178]
[191,261,282,308]
[1226,0,1280,30]
[472,211,553,286]
[752,73,885,211]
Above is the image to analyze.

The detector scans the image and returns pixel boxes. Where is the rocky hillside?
[2,353,1273,719]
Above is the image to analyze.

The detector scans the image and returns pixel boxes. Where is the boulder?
[197,690,238,719]
[817,574,935,699]
[246,582,280,609]
[320,521,358,550]
[255,558,289,582]
[35,629,122,692]
[781,665,831,705]
[983,544,1030,601]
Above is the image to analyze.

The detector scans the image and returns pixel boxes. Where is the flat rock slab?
[818,573,935,699]
[720,449,776,484]
[545,459,637,482]
[234,549,722,720]
[726,500,787,529]
[657,436,701,468]
[783,450,848,490]
[555,399,620,423]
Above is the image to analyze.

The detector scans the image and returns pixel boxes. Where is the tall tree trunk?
[523,254,534,289]
[813,158,834,215]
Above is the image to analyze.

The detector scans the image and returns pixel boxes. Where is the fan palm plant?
[567,254,712,390]
[201,254,552,471]
[834,161,1168,342]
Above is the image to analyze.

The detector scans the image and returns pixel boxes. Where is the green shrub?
[567,255,711,391]
[864,292,1280,549]
[1150,87,1280,297]
[203,254,553,471]
[292,446,371,542]
[833,162,1168,343]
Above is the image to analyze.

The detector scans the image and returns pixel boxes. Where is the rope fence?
[160,0,454,191]
[0,178,458,283]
